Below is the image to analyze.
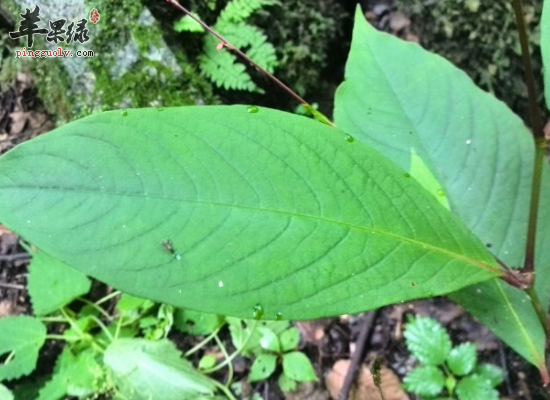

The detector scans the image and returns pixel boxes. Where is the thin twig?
[339,311,379,400]
[165,0,308,106]
[0,253,30,262]
[511,0,547,276]
[164,0,336,127]
[0,281,25,290]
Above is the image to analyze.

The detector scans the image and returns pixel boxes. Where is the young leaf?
[279,327,300,352]
[282,351,317,382]
[542,0,550,110]
[218,0,279,24]
[474,364,505,388]
[334,6,550,372]
[174,309,224,336]
[248,353,277,382]
[0,316,47,381]
[104,339,216,400]
[456,374,498,400]
[258,326,281,353]
[403,366,445,397]
[0,106,503,321]
[28,251,91,316]
[446,343,477,376]
[198,354,217,370]
[404,317,451,366]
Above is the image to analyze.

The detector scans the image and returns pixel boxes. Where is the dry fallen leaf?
[297,319,331,345]
[325,360,410,400]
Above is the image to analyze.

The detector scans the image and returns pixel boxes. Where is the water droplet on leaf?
[403,173,411,178]
[275,312,282,321]
[218,281,224,288]
[247,106,259,114]
[436,189,445,197]
[253,304,264,320]
[465,139,472,145]
[345,134,354,143]
[121,110,128,117]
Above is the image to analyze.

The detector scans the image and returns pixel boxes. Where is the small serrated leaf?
[282,352,317,382]
[456,374,498,400]
[446,343,477,376]
[28,251,91,316]
[403,365,445,397]
[248,354,277,382]
[279,327,300,352]
[404,317,451,366]
[474,364,505,387]
[173,14,204,33]
[0,316,47,381]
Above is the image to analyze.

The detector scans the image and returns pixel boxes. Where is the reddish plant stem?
[165,0,311,108]
[511,0,546,276]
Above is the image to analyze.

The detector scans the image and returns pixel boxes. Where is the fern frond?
[174,14,205,33]
[220,23,279,71]
[218,0,279,24]
[200,36,258,92]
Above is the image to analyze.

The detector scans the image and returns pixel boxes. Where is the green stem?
[184,327,222,357]
[525,286,550,338]
[511,0,546,275]
[78,297,114,321]
[212,380,238,400]
[45,334,67,341]
[524,143,547,275]
[214,333,234,386]
[204,320,258,374]
[88,315,114,342]
[94,290,121,306]
[39,316,68,323]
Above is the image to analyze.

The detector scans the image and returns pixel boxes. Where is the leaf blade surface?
[0,106,500,320]
[334,8,549,369]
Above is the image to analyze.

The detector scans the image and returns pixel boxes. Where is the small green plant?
[403,316,505,400]
[0,248,268,400]
[174,0,279,92]
[236,321,317,391]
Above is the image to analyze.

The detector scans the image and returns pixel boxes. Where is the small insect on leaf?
[161,239,176,254]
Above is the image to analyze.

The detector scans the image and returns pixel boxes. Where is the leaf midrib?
[3,184,503,276]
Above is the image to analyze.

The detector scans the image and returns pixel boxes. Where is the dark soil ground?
[0,1,549,400]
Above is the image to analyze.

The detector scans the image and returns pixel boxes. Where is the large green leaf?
[0,106,501,320]
[542,0,550,110]
[334,7,549,371]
